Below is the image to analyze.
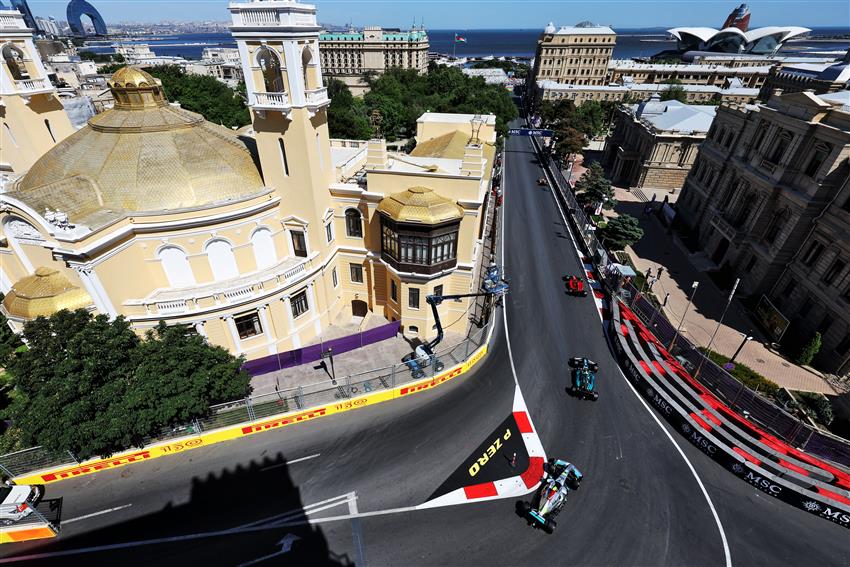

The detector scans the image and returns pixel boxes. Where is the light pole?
[695,278,739,378]
[730,332,754,364]
[669,281,699,353]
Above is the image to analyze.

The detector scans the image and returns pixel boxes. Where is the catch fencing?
[535,136,850,469]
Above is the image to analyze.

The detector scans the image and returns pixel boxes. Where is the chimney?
[365,139,387,170]
[461,142,484,177]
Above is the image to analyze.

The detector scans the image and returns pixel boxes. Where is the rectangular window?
[434,284,443,297]
[390,279,398,302]
[235,312,263,339]
[836,333,850,356]
[332,267,338,288]
[278,138,289,176]
[409,288,420,309]
[803,144,830,178]
[350,263,364,283]
[325,222,334,243]
[291,230,307,258]
[802,241,824,266]
[291,290,309,318]
[769,132,792,164]
[822,258,846,285]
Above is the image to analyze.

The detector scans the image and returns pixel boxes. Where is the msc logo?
[399,368,462,396]
[645,388,672,416]
[744,471,782,495]
[241,408,328,435]
[821,507,850,525]
[41,450,153,482]
[685,427,717,456]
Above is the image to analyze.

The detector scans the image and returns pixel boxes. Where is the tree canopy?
[599,214,645,250]
[328,66,517,141]
[144,65,251,129]
[470,59,529,79]
[5,311,251,460]
[575,162,616,210]
[327,79,372,140]
[537,99,614,141]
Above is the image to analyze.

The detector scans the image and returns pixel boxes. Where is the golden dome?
[108,66,158,88]
[377,186,463,224]
[2,267,94,320]
[10,71,265,230]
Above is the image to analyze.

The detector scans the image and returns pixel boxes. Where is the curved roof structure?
[377,186,463,225]
[9,66,265,231]
[67,0,107,37]
[668,25,810,55]
[2,267,94,320]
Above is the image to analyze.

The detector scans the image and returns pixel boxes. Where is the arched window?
[205,239,239,281]
[345,208,363,238]
[158,246,195,287]
[301,46,315,90]
[251,227,277,270]
[255,46,284,92]
[2,44,29,81]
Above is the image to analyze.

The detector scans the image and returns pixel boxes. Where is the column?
[194,321,207,337]
[224,315,242,354]
[258,304,276,354]
[282,295,300,348]
[307,281,321,335]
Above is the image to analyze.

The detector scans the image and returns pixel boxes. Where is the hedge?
[699,348,780,398]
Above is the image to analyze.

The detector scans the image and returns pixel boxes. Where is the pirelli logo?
[240,407,328,435]
[399,367,463,396]
[40,450,153,482]
[464,347,486,370]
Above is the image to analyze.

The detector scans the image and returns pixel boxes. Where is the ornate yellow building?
[0,0,497,363]
[0,8,74,175]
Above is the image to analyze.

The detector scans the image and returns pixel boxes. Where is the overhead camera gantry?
[402,264,509,378]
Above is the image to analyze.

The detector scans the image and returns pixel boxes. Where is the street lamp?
[694,278,739,378]
[669,281,699,353]
[730,332,754,364]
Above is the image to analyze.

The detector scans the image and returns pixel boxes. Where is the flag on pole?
[454,34,467,43]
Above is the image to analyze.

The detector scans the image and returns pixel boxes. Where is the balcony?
[253,91,290,113]
[710,214,741,241]
[14,77,53,96]
[124,253,317,319]
[305,87,330,111]
[230,4,318,28]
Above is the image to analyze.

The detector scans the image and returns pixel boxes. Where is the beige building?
[319,27,428,95]
[0,9,74,175]
[0,0,497,365]
[537,79,758,106]
[602,95,717,191]
[676,90,850,376]
[530,21,616,87]
[607,60,770,89]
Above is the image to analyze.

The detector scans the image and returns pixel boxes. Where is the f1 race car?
[522,458,583,533]
[537,177,547,186]
[568,357,599,400]
[565,275,587,297]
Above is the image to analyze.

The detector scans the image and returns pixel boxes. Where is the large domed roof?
[377,186,463,225]
[2,267,93,320]
[11,66,265,231]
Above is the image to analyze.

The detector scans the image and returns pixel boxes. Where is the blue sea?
[86,27,850,61]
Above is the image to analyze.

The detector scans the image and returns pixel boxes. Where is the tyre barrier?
[611,299,850,529]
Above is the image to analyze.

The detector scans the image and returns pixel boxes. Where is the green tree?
[6,310,251,460]
[327,79,372,139]
[144,65,251,129]
[599,214,644,250]
[795,332,822,366]
[660,79,688,103]
[0,293,23,369]
[552,125,585,160]
[98,62,126,74]
[574,162,616,209]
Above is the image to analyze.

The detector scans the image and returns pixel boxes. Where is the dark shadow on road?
[9,454,351,566]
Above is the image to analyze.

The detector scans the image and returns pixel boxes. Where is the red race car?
[566,275,587,297]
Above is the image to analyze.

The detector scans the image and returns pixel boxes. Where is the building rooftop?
[2,267,93,320]
[631,96,717,134]
[537,80,758,96]
[610,60,772,73]
[545,22,616,36]
[417,112,497,125]
[376,186,463,225]
[820,90,850,112]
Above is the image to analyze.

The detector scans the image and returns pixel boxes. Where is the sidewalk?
[612,187,837,395]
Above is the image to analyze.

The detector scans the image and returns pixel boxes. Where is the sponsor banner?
[0,523,57,544]
[15,344,490,486]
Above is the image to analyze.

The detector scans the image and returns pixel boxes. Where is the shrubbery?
[796,391,834,425]
[700,348,780,398]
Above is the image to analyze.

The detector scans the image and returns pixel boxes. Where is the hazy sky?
[25,0,850,28]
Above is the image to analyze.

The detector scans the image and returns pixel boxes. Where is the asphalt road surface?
[3,120,848,566]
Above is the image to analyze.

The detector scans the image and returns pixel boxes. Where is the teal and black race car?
[568,357,599,401]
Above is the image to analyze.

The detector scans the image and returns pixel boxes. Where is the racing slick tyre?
[590,362,599,372]
[568,357,582,368]
[591,391,599,401]
[543,521,555,534]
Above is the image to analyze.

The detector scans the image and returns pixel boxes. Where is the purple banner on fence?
[242,321,402,377]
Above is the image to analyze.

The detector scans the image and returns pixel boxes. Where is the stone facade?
[758,50,850,100]
[537,80,758,106]
[676,90,850,375]
[602,96,716,192]
[607,60,770,89]
[530,22,616,87]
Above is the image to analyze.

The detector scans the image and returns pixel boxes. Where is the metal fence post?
[193,417,203,434]
[296,386,304,409]
[246,396,256,422]
[464,336,471,361]
[67,450,80,464]
[390,364,396,389]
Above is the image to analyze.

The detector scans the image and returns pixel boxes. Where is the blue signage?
[508,128,554,137]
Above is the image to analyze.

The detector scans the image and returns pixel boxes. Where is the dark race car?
[565,275,587,297]
[567,357,598,400]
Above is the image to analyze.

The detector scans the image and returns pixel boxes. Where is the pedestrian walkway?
[612,187,837,395]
